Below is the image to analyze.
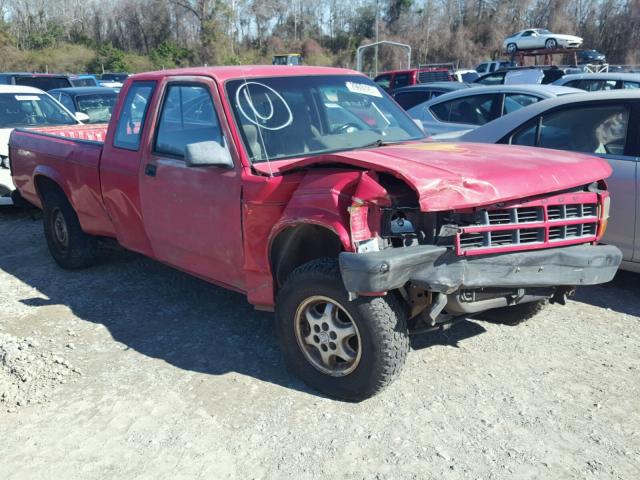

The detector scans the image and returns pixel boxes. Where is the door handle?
[145,164,157,177]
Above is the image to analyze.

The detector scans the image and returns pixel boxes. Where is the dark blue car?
[48,87,119,124]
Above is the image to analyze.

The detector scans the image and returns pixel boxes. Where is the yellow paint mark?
[395,142,467,153]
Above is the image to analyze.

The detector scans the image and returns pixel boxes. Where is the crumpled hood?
[263,142,612,211]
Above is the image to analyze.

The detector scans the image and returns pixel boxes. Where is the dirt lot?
[0,206,639,480]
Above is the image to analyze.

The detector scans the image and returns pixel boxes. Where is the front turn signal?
[597,194,611,238]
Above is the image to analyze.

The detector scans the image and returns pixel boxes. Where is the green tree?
[150,41,194,68]
[89,43,127,73]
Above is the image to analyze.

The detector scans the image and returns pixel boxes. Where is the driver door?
[138,77,245,290]
[519,31,535,49]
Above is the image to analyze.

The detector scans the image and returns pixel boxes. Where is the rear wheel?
[481,300,547,326]
[275,258,410,401]
[545,38,557,49]
[506,43,518,54]
[42,189,97,269]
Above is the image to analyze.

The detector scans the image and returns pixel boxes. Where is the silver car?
[458,91,640,271]
[407,85,581,136]
[553,73,640,91]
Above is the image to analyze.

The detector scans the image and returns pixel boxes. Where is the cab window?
[114,81,155,151]
[154,84,224,158]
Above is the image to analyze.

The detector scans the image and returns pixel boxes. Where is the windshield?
[0,93,77,128]
[225,75,424,163]
[76,93,118,123]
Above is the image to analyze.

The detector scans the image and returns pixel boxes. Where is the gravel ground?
[0,206,639,480]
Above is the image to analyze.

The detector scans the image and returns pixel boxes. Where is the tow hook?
[550,287,576,305]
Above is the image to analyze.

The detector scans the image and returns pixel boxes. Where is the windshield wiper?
[358,138,409,149]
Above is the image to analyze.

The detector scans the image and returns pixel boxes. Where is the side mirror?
[75,112,90,123]
[185,141,234,168]
[413,118,425,134]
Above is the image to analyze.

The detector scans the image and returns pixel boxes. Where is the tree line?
[0,0,638,74]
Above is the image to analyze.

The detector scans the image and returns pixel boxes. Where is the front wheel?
[275,258,410,401]
[545,38,557,49]
[506,43,517,54]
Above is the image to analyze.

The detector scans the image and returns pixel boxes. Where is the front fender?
[268,169,365,253]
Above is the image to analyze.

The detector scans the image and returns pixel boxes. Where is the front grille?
[456,192,601,256]
[548,223,597,241]
[547,203,597,220]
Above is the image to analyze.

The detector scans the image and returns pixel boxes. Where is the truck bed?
[10,125,114,236]
[29,123,108,142]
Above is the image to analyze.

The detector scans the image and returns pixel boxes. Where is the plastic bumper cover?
[339,244,622,294]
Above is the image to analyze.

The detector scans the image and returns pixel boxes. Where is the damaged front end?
[341,173,622,323]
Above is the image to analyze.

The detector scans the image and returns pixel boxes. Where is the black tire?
[42,188,97,269]
[10,189,34,209]
[481,300,547,326]
[506,43,517,54]
[545,38,557,49]
[275,257,410,401]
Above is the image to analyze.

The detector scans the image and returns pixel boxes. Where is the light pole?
[374,0,379,75]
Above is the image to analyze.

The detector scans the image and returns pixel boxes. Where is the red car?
[374,67,455,91]
[10,66,621,401]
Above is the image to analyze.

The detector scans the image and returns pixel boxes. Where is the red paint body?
[9,66,613,309]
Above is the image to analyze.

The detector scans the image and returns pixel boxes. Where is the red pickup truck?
[10,66,621,401]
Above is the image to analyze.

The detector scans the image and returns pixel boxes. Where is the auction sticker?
[346,82,382,98]
[15,95,40,101]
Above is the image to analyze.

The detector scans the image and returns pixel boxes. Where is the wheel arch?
[269,223,346,290]
[34,173,68,205]
[33,165,72,207]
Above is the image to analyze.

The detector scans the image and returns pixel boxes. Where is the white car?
[0,85,86,205]
[503,29,583,54]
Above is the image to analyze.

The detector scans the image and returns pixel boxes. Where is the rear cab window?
[114,81,156,151]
